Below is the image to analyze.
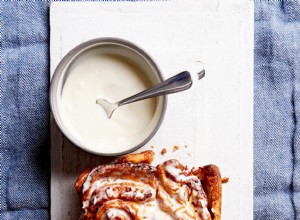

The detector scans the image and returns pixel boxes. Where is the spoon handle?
[117,71,192,107]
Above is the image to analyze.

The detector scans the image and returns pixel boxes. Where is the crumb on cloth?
[172,145,180,152]
[222,177,229,184]
[161,148,167,155]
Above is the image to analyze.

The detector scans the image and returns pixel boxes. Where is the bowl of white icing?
[50,38,166,156]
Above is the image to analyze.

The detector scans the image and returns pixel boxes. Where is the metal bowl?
[50,38,166,156]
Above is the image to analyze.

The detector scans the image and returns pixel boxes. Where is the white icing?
[142,201,173,220]
[178,185,188,201]
[82,174,92,194]
[163,161,211,220]
[60,52,157,154]
[158,185,199,220]
[165,163,200,191]
[81,160,211,219]
[82,175,156,212]
[106,208,131,219]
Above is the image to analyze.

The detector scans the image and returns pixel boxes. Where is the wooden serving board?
[50,1,254,219]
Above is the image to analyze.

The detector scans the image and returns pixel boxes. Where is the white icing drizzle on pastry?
[79,161,212,220]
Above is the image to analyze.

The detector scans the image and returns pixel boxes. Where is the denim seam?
[291,19,300,220]
[291,29,296,220]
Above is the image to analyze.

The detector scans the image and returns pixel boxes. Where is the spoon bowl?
[96,70,205,118]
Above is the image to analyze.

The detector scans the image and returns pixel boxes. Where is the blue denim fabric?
[0,1,50,220]
[254,1,300,219]
[1,1,300,220]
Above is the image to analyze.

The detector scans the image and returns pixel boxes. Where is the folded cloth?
[254,1,300,219]
[1,1,300,220]
[0,1,50,219]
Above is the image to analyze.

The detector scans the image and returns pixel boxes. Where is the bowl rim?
[50,37,167,156]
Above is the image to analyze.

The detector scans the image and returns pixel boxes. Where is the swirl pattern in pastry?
[75,151,223,220]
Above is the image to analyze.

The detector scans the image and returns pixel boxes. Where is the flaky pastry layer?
[75,150,223,220]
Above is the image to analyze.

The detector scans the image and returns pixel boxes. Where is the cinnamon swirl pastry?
[75,150,223,220]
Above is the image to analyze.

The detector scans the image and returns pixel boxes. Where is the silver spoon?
[96,70,205,118]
